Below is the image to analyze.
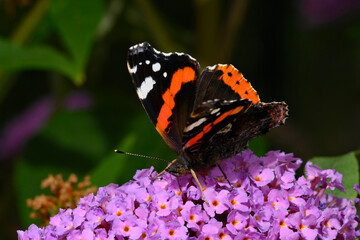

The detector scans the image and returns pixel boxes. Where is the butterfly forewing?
[127,42,200,153]
[194,64,260,108]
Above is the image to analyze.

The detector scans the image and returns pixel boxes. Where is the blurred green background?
[0,0,360,239]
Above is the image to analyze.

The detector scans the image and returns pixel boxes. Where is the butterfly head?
[165,153,191,176]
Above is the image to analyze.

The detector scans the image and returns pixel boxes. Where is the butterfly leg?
[216,164,234,190]
[190,169,209,205]
[152,158,179,181]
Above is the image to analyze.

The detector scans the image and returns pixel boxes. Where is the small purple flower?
[300,0,360,26]
[158,220,188,239]
[203,189,230,217]
[18,150,360,239]
[181,201,209,231]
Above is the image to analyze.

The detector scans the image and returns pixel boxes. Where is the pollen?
[235,182,242,188]
[232,219,239,226]
[300,223,306,231]
[219,232,226,239]
[280,220,286,227]
[212,200,219,207]
[177,208,182,216]
[231,199,238,206]
[123,225,130,232]
[160,204,167,209]
[169,230,175,236]
[190,215,195,221]
[116,210,122,216]
[141,233,147,239]
[217,177,224,183]
[325,220,329,227]
[254,176,261,181]
[255,216,260,221]
[146,196,151,201]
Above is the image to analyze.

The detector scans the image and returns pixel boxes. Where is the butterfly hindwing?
[180,64,288,172]
[181,99,253,164]
[127,43,200,153]
[194,64,260,107]
[193,102,288,171]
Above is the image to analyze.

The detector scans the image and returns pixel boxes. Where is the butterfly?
[126,42,288,198]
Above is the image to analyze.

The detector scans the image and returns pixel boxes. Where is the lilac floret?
[18,150,360,239]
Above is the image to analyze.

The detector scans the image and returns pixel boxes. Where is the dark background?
[0,0,359,239]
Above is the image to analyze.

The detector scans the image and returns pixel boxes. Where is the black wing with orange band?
[181,64,288,171]
[194,64,260,107]
[127,42,200,154]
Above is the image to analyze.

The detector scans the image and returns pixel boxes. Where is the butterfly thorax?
[165,152,191,176]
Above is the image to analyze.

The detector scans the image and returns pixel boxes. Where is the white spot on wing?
[146,60,150,65]
[152,62,161,72]
[127,62,137,74]
[163,72,167,78]
[207,65,217,71]
[137,76,156,100]
[217,123,232,134]
[184,117,207,132]
[210,108,220,114]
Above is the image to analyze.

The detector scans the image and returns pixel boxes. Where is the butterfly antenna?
[114,150,168,163]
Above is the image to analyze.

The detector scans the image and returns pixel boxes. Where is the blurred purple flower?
[300,0,360,26]
[0,91,93,161]
[18,150,360,239]
[63,90,94,111]
[0,96,54,160]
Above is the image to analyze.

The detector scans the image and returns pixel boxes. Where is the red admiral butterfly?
[126,42,288,192]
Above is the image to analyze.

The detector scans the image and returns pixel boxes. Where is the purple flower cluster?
[18,150,359,239]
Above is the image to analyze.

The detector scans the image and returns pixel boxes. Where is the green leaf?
[309,152,359,200]
[90,133,137,187]
[249,136,268,156]
[49,0,104,84]
[90,113,174,187]
[41,111,109,163]
[0,38,76,79]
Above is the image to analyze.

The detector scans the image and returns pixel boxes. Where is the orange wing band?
[156,67,196,133]
[185,105,245,149]
[216,65,260,104]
